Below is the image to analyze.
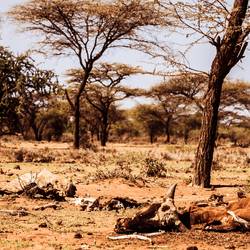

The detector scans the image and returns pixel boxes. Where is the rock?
[74,233,83,239]
[187,247,198,250]
[39,222,47,228]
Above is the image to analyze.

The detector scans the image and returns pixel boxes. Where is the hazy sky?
[1,0,250,108]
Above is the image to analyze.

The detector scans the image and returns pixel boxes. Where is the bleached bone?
[107,235,152,243]
[33,203,61,211]
[227,210,250,229]
[0,210,30,216]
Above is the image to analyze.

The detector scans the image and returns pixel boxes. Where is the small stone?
[13,165,21,170]
[187,247,198,250]
[38,222,47,228]
[225,245,235,249]
[74,233,83,239]
[56,220,63,225]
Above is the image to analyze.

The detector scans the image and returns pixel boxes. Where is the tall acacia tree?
[66,62,143,146]
[7,0,163,148]
[156,0,250,187]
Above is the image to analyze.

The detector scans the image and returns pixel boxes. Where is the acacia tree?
[155,0,250,187]
[130,104,165,143]
[66,62,143,146]
[7,0,162,148]
[218,80,250,130]
[147,74,207,142]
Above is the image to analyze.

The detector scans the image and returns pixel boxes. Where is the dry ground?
[0,138,250,250]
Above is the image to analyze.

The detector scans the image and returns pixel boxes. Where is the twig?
[43,215,53,225]
[107,235,152,243]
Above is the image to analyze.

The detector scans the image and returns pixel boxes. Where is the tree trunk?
[73,99,80,149]
[166,124,170,143]
[100,131,106,146]
[149,133,153,144]
[193,0,249,187]
[100,124,108,146]
[193,81,222,187]
[184,128,188,144]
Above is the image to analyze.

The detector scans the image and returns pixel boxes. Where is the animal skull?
[115,183,188,233]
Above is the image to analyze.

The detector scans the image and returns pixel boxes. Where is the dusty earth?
[0,140,250,250]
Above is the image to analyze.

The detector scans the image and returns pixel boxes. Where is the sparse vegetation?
[0,136,250,249]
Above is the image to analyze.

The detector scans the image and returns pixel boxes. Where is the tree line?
[1,46,250,148]
[2,0,250,187]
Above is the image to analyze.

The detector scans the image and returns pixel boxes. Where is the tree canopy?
[0,46,59,138]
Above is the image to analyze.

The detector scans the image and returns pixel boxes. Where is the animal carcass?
[115,183,250,233]
[1,169,76,199]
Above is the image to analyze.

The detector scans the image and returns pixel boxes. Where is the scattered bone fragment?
[227,211,250,229]
[0,210,30,216]
[107,234,152,243]
[70,196,142,211]
[144,230,166,237]
[33,202,61,211]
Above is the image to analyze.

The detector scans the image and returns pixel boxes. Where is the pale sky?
[1,0,250,108]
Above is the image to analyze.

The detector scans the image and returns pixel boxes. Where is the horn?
[166,183,177,199]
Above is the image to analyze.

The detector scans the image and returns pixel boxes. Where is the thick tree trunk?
[193,81,223,187]
[193,0,249,187]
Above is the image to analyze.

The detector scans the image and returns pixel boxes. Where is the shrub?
[144,157,167,177]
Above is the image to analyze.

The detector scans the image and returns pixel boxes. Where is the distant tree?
[110,109,139,142]
[146,74,206,142]
[66,62,143,146]
[179,113,202,144]
[130,104,165,144]
[217,80,250,135]
[220,80,250,116]
[39,102,69,142]
[0,46,59,138]
[19,71,60,140]
[7,0,162,148]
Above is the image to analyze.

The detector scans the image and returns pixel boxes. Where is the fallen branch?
[33,203,61,211]
[227,211,250,229]
[107,235,152,243]
[0,210,30,216]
